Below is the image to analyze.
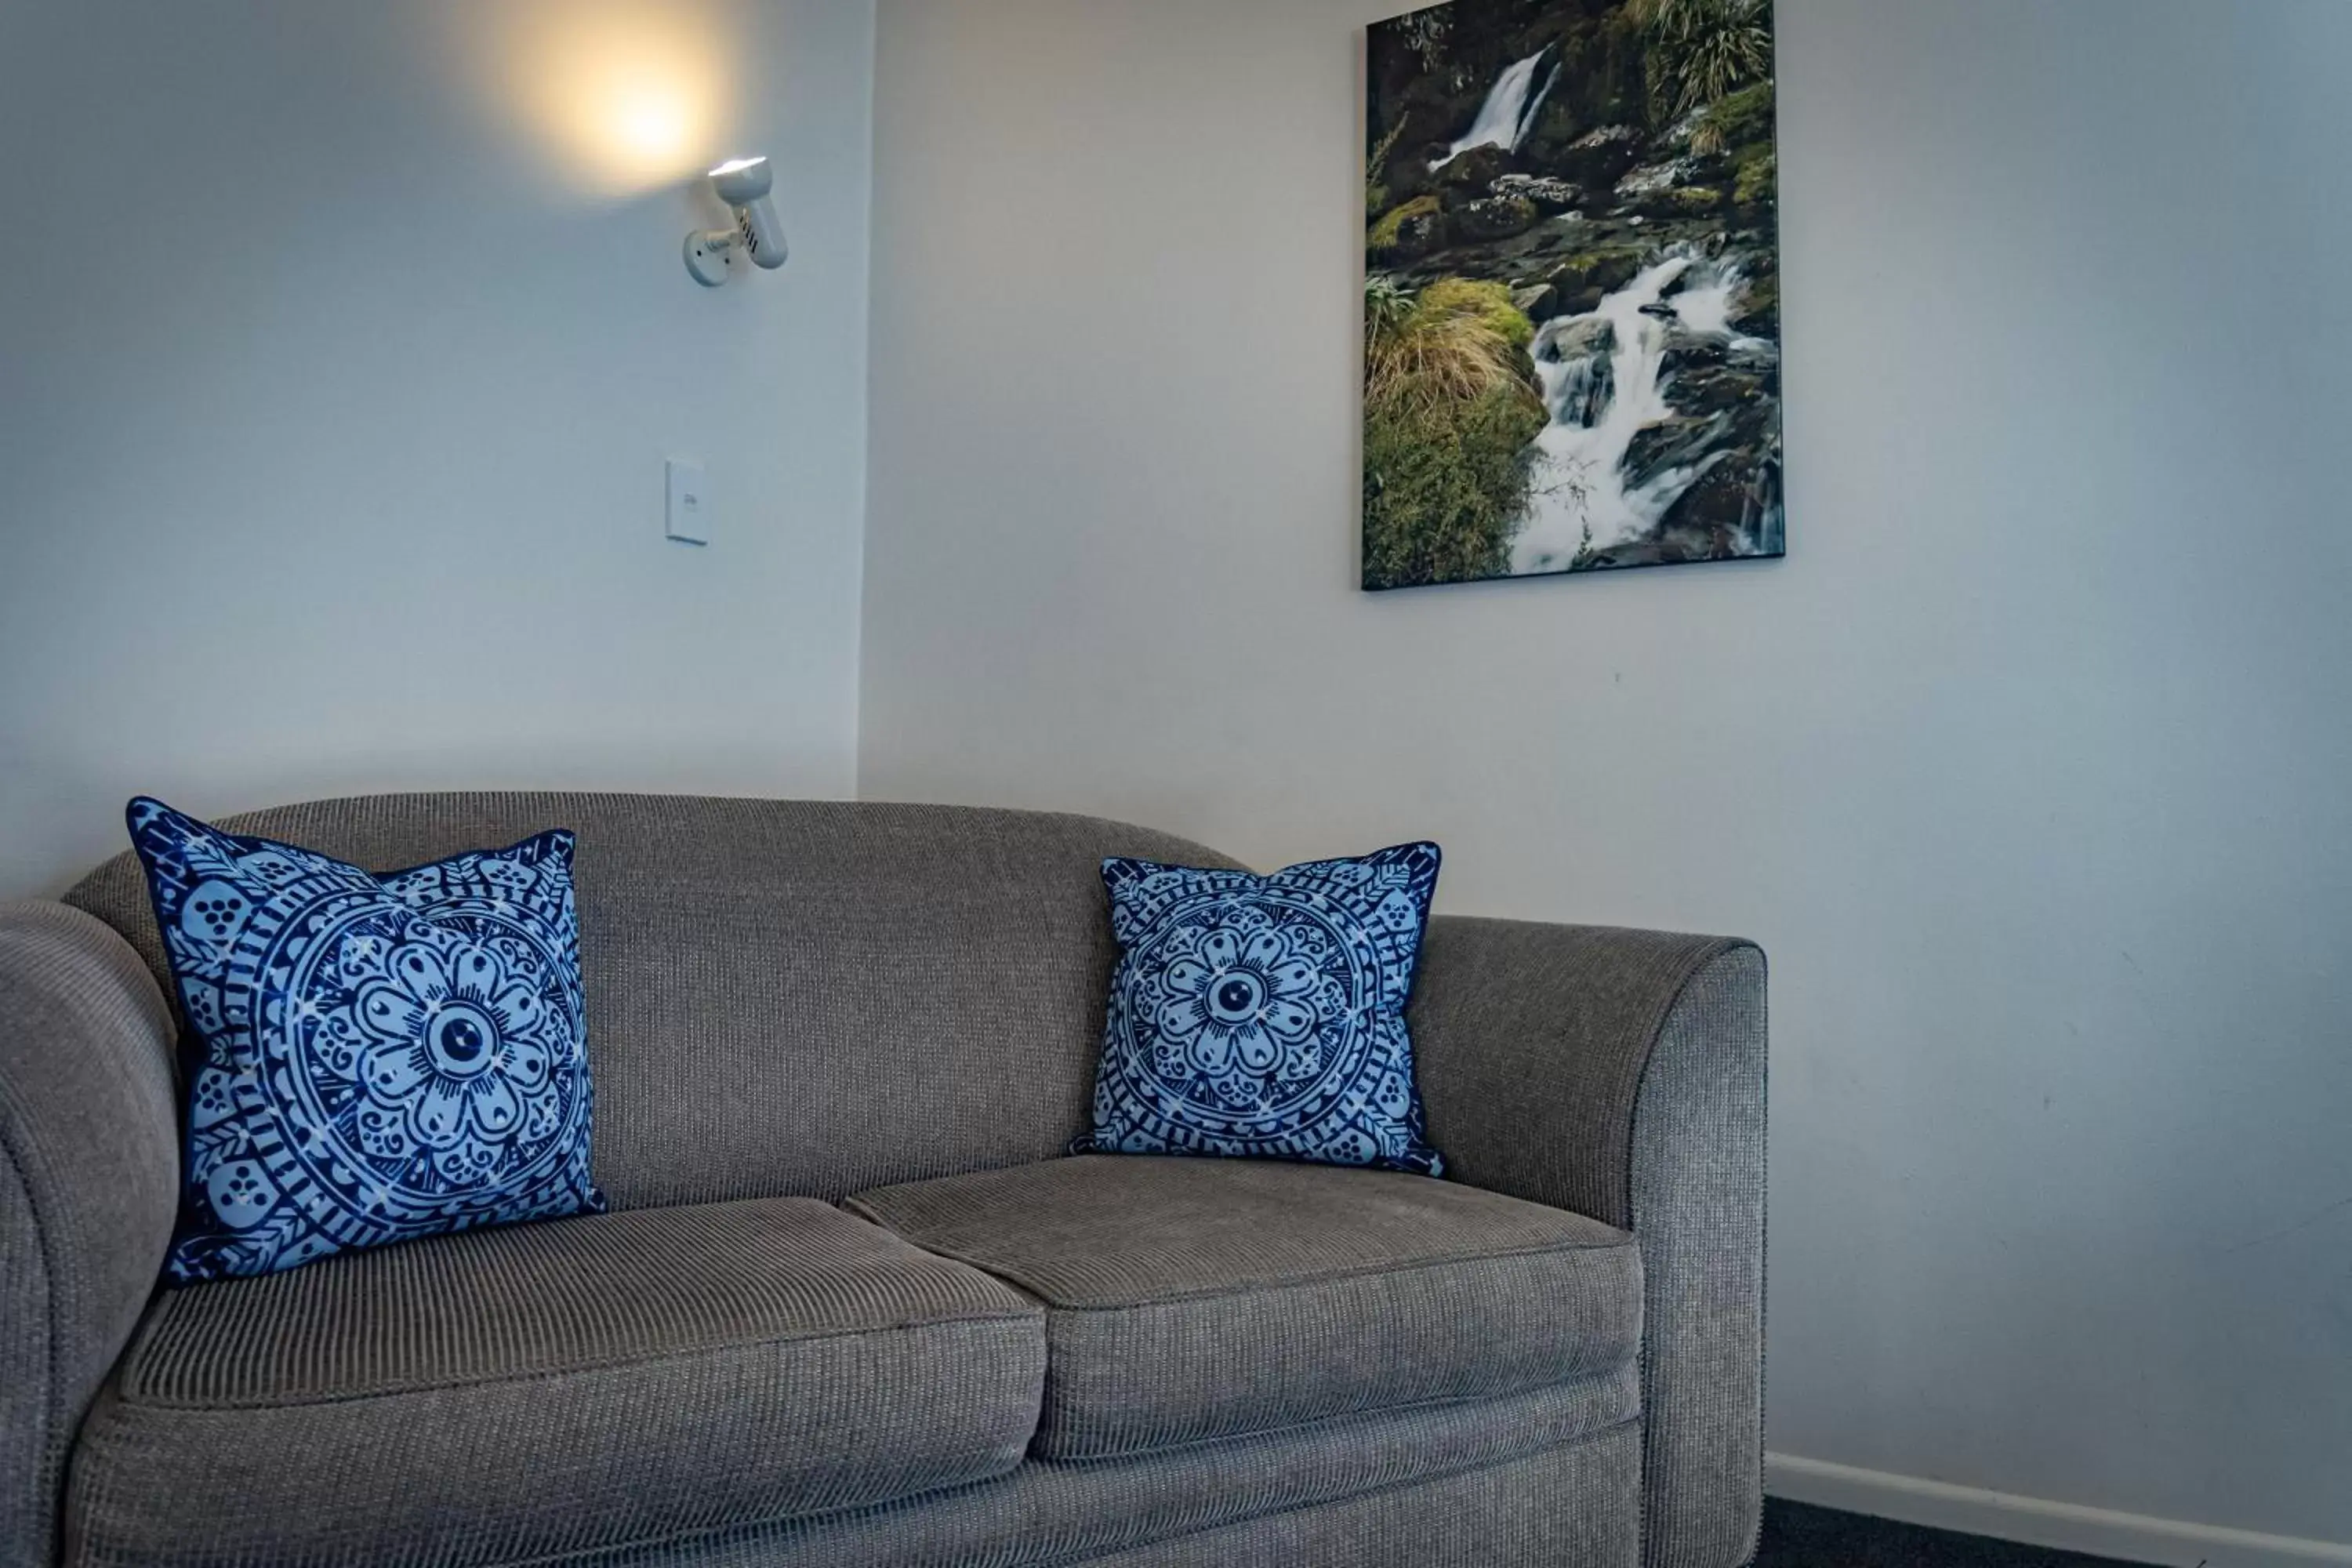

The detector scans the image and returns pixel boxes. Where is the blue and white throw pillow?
[1082,843,1445,1175]
[127,798,605,1283]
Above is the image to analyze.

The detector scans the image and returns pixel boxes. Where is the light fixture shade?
[709,155,771,206]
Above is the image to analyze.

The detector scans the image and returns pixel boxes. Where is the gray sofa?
[0,794,1765,1568]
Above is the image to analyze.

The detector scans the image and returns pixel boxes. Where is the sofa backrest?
[64,793,1241,1208]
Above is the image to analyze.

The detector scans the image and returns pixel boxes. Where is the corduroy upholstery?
[0,905,181,1568]
[64,1200,1047,1567]
[62,795,1244,1211]
[512,1369,1642,1567]
[1631,945,1769,1568]
[2,794,1765,1568]
[1062,1427,1642,1568]
[847,1155,1642,1460]
[1413,920,1768,1568]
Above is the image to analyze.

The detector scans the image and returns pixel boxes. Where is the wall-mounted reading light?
[684,156,787,285]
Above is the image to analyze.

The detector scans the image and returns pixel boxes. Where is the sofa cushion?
[64,1199,1047,1567]
[846,1155,1639,1461]
[124,797,606,1283]
[1081,844,1446,1174]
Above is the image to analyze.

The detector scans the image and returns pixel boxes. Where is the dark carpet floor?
[1757,1501,2152,1566]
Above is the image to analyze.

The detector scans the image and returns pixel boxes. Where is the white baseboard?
[1766,1453,2352,1567]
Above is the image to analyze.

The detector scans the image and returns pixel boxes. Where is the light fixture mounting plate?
[684,230,733,287]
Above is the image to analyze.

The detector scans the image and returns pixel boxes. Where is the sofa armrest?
[1,902,181,1568]
[1410,916,1766,1568]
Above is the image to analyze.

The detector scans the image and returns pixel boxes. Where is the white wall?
[0,0,875,897]
[862,0,2352,1549]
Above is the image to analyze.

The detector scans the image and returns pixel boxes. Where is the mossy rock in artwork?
[1512,282,1560,321]
[1410,277,1538,350]
[1733,149,1777,209]
[1702,82,1777,153]
[1456,194,1541,242]
[1432,143,1512,194]
[1663,185,1724,216]
[1369,194,1445,257]
[1548,247,1646,297]
[1732,273,1779,336]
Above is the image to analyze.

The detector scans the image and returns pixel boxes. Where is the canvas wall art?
[1363,0,1783,589]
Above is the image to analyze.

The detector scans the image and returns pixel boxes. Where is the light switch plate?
[666,459,710,546]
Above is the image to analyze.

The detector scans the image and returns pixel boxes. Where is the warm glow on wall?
[472,0,738,199]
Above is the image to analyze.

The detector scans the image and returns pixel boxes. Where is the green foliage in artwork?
[1368,194,1440,252]
[1733,147,1777,207]
[1365,275,1415,331]
[1363,275,1547,590]
[1365,391,1548,590]
[1628,0,1773,121]
[1365,276,1537,421]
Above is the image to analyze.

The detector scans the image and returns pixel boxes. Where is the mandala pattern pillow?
[127,798,605,1283]
[1082,842,1445,1174]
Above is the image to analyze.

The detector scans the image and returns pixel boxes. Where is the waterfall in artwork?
[1430,48,1557,169]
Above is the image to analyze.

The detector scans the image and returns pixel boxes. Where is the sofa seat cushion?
[64,1198,1047,1567]
[845,1155,1639,1461]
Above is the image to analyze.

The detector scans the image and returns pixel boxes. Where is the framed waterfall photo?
[1363,0,1784,589]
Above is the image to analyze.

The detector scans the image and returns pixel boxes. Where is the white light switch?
[666,459,710,546]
